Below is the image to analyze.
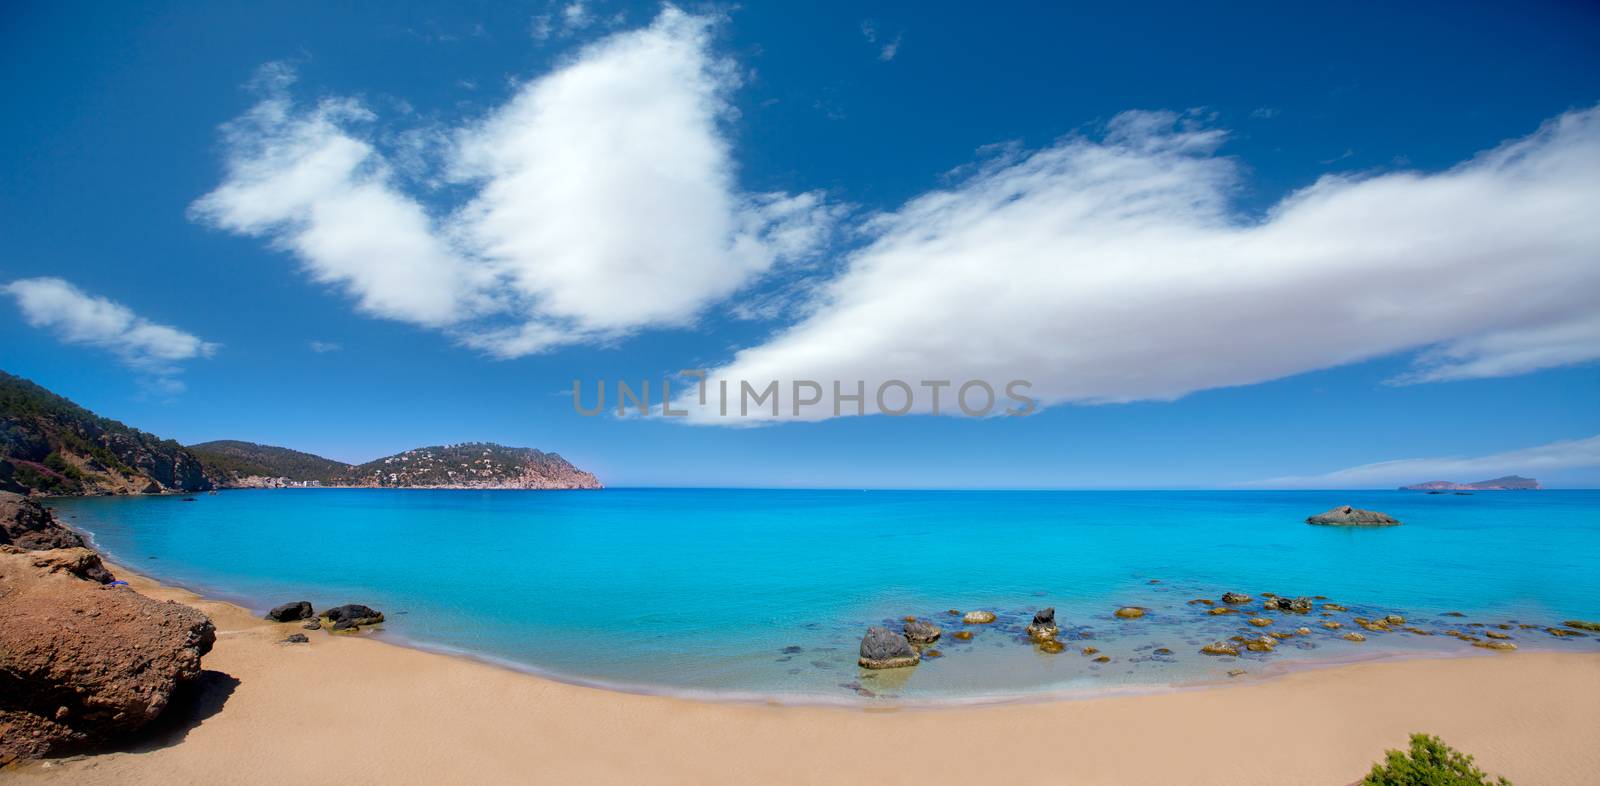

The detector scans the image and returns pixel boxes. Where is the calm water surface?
[52,489,1600,702]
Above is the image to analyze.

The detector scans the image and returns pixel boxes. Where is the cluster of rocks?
[265,600,385,633]
[0,494,216,763]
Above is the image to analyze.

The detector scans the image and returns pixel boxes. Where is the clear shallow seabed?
[53,489,1600,703]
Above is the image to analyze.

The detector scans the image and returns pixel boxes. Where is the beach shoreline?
[10,562,1600,785]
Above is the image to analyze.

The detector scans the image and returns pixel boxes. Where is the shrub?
[1362,734,1511,785]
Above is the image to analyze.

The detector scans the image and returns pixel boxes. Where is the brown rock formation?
[0,547,215,760]
[0,492,86,550]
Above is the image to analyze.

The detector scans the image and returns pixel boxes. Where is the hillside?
[188,440,352,485]
[1401,475,1542,491]
[0,370,212,495]
[344,443,602,490]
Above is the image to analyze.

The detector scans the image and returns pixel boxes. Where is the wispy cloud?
[678,106,1600,422]
[193,7,840,358]
[4,277,217,391]
[309,340,342,353]
[859,19,902,61]
[1241,435,1600,488]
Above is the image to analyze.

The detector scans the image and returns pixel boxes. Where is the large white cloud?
[679,106,1600,422]
[4,277,218,390]
[192,8,836,356]
[1243,434,1600,489]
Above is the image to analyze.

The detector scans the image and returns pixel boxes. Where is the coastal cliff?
[0,371,212,496]
[0,372,602,495]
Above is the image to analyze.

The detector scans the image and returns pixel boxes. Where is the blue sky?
[3,1,1598,487]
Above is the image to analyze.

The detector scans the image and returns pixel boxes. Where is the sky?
[2,1,1598,488]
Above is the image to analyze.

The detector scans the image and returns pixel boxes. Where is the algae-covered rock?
[1113,607,1145,619]
[1201,641,1240,656]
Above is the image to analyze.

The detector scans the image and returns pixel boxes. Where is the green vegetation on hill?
[346,442,601,489]
[0,370,212,495]
[187,440,351,483]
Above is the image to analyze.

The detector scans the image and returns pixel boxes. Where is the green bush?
[1363,734,1510,786]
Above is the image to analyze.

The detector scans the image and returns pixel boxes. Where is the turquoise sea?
[52,489,1600,703]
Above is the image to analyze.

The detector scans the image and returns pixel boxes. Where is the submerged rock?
[1025,607,1059,641]
[858,627,919,669]
[266,600,314,622]
[0,547,215,760]
[1343,632,1367,642]
[961,610,996,624]
[1037,640,1065,654]
[902,619,942,644]
[1564,620,1600,632]
[1207,607,1238,615]
[1201,641,1240,656]
[1245,636,1277,652]
[1221,592,1253,604]
[1247,617,1273,627]
[1321,621,1343,629]
[1092,655,1111,663]
[1473,640,1517,651]
[952,630,974,641]
[1306,506,1400,526]
[1081,646,1100,655]
[1113,606,1145,619]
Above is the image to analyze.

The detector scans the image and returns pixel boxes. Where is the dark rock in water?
[302,620,321,630]
[858,627,919,669]
[1221,592,1253,604]
[1263,596,1314,613]
[0,547,214,760]
[1026,607,1060,641]
[781,645,804,654]
[181,497,197,502]
[903,619,942,644]
[331,619,361,632]
[952,630,974,641]
[265,600,314,622]
[1564,620,1600,632]
[282,633,309,644]
[322,604,384,627]
[1306,506,1400,526]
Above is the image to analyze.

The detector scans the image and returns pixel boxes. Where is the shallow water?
[52,488,1600,702]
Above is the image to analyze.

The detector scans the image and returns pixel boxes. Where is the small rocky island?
[1306,506,1401,526]
[1400,475,1540,491]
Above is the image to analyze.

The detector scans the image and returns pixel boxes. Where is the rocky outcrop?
[10,546,114,584]
[322,604,384,631]
[0,492,86,550]
[265,601,314,622]
[1306,506,1400,526]
[0,547,215,760]
[858,627,919,669]
[1221,592,1253,604]
[1026,607,1059,641]
[902,619,941,644]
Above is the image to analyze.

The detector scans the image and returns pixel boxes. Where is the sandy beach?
[6,565,1596,785]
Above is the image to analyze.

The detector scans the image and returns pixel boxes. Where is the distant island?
[0,370,600,495]
[1400,475,1541,491]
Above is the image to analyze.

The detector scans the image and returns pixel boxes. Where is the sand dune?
[13,569,1599,785]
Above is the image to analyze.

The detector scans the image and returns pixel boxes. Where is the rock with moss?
[1025,607,1059,641]
[1564,620,1600,632]
[1221,592,1253,604]
[902,618,941,644]
[1201,641,1239,656]
[1113,606,1145,619]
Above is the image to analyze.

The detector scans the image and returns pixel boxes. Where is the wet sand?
[12,566,1600,785]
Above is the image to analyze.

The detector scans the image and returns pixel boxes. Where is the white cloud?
[4,277,218,389]
[679,106,1600,422]
[309,340,342,353]
[1242,435,1600,489]
[859,19,901,61]
[193,8,837,357]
